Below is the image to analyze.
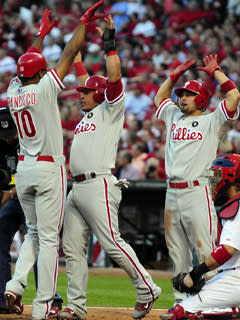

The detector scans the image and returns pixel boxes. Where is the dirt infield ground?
[0,268,171,320]
[0,306,166,320]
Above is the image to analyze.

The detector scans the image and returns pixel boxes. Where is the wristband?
[211,244,232,265]
[75,62,87,76]
[170,72,178,83]
[27,47,41,54]
[220,80,237,94]
[189,262,209,283]
[106,51,117,56]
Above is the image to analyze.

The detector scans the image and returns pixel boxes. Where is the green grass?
[23,272,174,309]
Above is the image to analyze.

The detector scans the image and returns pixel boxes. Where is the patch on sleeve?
[219,200,239,220]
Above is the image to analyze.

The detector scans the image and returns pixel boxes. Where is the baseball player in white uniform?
[160,153,240,320]
[58,15,161,320]
[4,3,104,319]
[154,54,240,304]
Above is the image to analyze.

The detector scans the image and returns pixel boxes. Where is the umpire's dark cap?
[0,106,17,138]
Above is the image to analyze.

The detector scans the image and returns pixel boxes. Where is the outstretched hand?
[196,54,220,77]
[170,59,196,83]
[96,15,115,37]
[36,8,57,38]
[80,0,105,25]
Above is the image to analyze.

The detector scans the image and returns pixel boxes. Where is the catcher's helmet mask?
[76,75,107,104]
[210,153,240,205]
[175,80,209,110]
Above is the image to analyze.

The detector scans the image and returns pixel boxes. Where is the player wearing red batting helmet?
[4,2,105,319]
[17,52,48,78]
[58,13,161,320]
[160,153,240,319]
[76,75,107,105]
[154,54,240,306]
[175,80,209,111]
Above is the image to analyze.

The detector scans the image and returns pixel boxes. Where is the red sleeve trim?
[106,79,123,102]
[221,100,236,119]
[50,69,65,90]
[155,98,171,118]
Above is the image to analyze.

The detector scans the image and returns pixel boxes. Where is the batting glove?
[80,0,104,25]
[196,54,221,77]
[170,59,196,83]
[36,9,57,38]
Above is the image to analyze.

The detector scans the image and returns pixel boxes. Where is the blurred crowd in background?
[1,0,240,180]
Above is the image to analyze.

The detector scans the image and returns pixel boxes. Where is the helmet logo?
[20,66,24,71]
[192,121,199,127]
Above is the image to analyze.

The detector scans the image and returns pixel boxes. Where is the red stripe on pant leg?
[205,186,215,250]
[103,178,154,299]
[44,302,49,318]
[53,166,65,296]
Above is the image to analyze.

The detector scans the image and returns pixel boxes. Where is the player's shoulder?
[44,69,65,90]
[8,76,21,87]
[7,77,21,94]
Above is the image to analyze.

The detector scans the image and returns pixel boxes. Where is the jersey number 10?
[13,110,36,139]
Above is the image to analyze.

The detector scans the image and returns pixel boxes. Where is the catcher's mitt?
[172,272,205,295]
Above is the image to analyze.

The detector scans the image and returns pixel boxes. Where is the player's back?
[7,73,64,157]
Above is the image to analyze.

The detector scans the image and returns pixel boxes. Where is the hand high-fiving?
[80,0,105,25]
[170,59,196,83]
[196,54,220,77]
[36,8,58,38]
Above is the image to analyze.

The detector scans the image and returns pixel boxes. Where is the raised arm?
[154,59,196,107]
[97,15,121,83]
[29,8,57,53]
[55,0,104,81]
[197,54,240,112]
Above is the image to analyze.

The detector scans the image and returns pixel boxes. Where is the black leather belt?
[73,173,96,182]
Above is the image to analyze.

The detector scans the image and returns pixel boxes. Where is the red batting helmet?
[175,80,209,110]
[17,52,47,78]
[210,153,240,203]
[76,75,107,103]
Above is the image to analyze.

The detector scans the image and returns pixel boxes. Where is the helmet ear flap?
[194,95,206,110]
[93,90,104,103]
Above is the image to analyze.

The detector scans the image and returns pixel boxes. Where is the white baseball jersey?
[155,99,239,180]
[63,82,161,318]
[7,70,65,156]
[218,204,240,270]
[155,97,239,304]
[70,91,125,176]
[5,68,67,319]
